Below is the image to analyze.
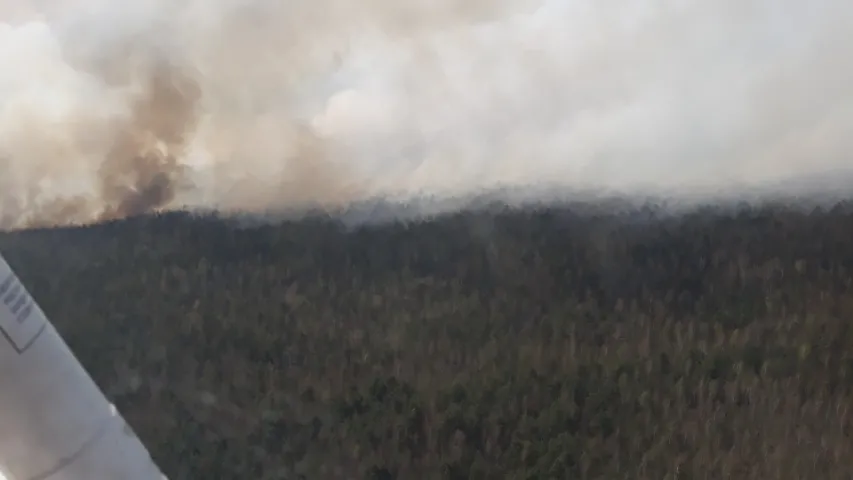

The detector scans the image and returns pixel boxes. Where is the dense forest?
[2,197,853,479]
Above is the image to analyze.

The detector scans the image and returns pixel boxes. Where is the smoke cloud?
[0,0,851,228]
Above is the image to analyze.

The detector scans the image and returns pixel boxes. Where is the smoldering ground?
[0,0,852,229]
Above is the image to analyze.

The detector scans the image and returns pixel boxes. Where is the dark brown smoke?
[0,39,203,230]
[95,57,201,221]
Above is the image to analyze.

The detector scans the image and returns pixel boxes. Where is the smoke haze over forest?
[0,0,851,228]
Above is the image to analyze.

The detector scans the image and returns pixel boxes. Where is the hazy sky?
[0,0,851,226]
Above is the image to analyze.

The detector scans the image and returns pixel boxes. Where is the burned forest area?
[2,198,853,479]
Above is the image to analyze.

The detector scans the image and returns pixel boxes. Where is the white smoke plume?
[0,0,851,228]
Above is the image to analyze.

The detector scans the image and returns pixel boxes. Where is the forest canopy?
[1,198,853,479]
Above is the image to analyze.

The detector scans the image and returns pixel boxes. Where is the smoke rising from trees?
[0,0,851,228]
